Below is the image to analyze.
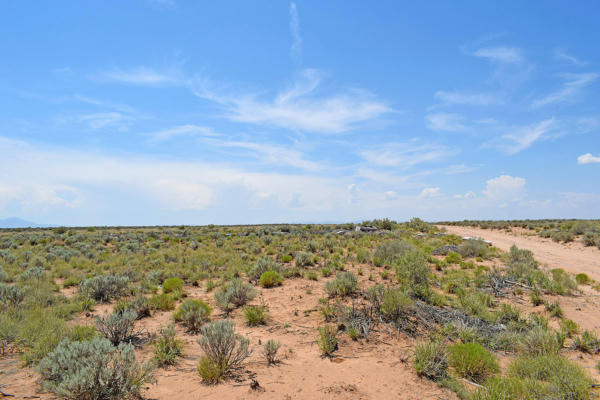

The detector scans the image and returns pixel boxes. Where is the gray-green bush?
[37,337,154,400]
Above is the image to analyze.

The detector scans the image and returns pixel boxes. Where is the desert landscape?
[1,219,599,399]
[2,1,600,399]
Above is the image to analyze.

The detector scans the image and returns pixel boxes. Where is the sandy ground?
[0,270,458,400]
[439,225,600,282]
[440,224,600,336]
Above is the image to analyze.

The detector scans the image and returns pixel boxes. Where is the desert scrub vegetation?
[317,324,338,356]
[96,309,147,346]
[263,339,281,364]
[80,274,128,302]
[37,337,154,400]
[259,270,283,288]
[243,305,268,326]
[413,340,448,381]
[197,320,250,383]
[0,220,596,397]
[214,277,256,314]
[153,324,184,367]
[325,271,358,297]
[173,299,212,333]
[447,342,499,383]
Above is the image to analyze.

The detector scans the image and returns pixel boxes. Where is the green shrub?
[373,241,414,266]
[197,320,249,383]
[444,252,462,264]
[243,305,268,326]
[249,258,281,281]
[263,339,281,365]
[153,325,184,367]
[259,270,283,288]
[281,254,293,263]
[507,354,593,400]
[162,278,184,294]
[325,271,358,297]
[519,327,562,356]
[150,293,175,311]
[197,356,224,384]
[115,295,152,319]
[529,288,543,306]
[413,340,448,381]
[214,278,256,314]
[173,299,212,333]
[80,274,128,302]
[394,249,431,299]
[458,240,489,259]
[447,342,499,383]
[473,376,550,400]
[317,324,337,356]
[574,330,600,354]
[68,325,98,342]
[294,251,314,267]
[96,310,146,346]
[0,265,8,282]
[575,273,591,285]
[37,337,154,400]
[581,232,598,247]
[0,282,25,307]
[544,300,563,318]
[559,318,579,337]
[494,303,522,325]
[379,287,413,321]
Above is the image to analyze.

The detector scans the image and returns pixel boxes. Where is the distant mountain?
[0,217,53,228]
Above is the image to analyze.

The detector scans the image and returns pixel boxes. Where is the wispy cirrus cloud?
[147,125,220,142]
[474,46,523,64]
[426,113,466,131]
[554,49,588,66]
[500,118,558,154]
[359,142,457,168]
[289,2,302,64]
[191,68,390,133]
[220,140,322,171]
[99,67,182,86]
[531,73,598,109]
[578,153,600,164]
[433,90,500,107]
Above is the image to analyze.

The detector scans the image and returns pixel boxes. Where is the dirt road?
[439,225,600,282]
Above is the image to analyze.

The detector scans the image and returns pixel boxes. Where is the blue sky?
[1,1,599,226]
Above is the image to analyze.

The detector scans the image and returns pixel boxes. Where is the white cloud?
[426,113,465,131]
[148,125,220,142]
[501,118,558,154]
[577,153,600,164]
[198,69,390,133]
[289,3,302,64]
[532,73,598,109]
[483,175,526,202]
[220,141,322,171]
[554,49,588,66]
[419,187,440,198]
[474,46,523,64]
[78,112,134,129]
[453,191,476,199]
[359,142,457,168]
[100,67,181,86]
[434,91,499,106]
[0,137,351,217]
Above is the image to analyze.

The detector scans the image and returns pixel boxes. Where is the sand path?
[439,225,600,282]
